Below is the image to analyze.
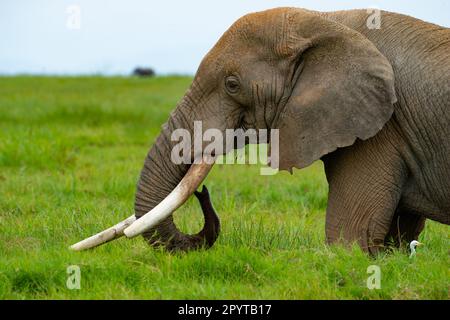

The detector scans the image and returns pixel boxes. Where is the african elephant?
[72,8,449,255]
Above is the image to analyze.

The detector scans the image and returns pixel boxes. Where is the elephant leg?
[384,209,426,247]
[384,182,428,247]
[322,137,408,255]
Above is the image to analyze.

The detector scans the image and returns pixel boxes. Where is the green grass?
[0,76,448,299]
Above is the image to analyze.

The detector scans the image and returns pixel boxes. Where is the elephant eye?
[225,76,240,95]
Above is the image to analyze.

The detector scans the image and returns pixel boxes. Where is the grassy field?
[0,76,448,299]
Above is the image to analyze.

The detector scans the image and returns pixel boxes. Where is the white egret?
[409,240,423,258]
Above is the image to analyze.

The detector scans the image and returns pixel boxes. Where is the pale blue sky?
[1,1,448,75]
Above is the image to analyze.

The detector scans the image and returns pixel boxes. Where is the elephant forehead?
[230,7,311,39]
[204,8,313,65]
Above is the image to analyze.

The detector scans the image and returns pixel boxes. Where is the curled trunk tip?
[193,185,221,248]
[142,184,221,251]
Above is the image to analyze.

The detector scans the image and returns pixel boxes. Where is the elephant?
[72,7,449,255]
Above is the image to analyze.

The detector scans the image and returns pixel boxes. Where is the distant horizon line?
[0,72,195,77]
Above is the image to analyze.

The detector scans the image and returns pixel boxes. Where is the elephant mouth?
[70,153,217,251]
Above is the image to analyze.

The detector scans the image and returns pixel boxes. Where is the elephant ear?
[275,11,396,172]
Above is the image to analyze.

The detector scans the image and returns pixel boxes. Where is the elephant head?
[72,8,396,252]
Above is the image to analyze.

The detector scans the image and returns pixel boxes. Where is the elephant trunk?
[70,96,220,252]
[133,111,220,250]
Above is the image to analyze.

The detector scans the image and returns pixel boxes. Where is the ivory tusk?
[70,215,136,251]
[70,155,215,250]
[123,156,214,238]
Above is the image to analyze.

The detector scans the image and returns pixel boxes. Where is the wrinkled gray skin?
[135,8,449,254]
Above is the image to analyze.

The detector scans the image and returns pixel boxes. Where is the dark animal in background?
[132,67,155,77]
